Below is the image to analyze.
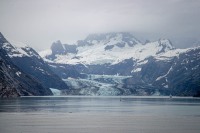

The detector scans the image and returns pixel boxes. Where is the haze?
[0,0,200,51]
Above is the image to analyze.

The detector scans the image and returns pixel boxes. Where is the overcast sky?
[0,0,200,51]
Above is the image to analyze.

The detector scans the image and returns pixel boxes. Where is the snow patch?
[39,49,52,58]
[16,47,30,57]
[164,85,169,88]
[50,88,61,96]
[137,60,148,65]
[16,71,21,77]
[49,64,57,68]
[132,68,141,73]
[156,48,191,60]
[156,65,173,81]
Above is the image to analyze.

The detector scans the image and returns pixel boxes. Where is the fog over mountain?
[0,0,200,51]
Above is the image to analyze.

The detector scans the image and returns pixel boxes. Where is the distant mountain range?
[0,32,200,97]
[40,32,200,96]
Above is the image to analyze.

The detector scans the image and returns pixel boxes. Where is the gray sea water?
[0,96,200,133]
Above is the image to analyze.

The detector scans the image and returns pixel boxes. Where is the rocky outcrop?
[0,33,69,90]
[0,47,52,98]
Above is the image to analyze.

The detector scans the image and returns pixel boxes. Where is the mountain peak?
[55,40,62,44]
[0,32,3,38]
[0,32,8,44]
[158,39,175,50]
[50,40,67,55]
[79,32,141,49]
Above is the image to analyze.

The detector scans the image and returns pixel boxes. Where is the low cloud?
[0,0,199,50]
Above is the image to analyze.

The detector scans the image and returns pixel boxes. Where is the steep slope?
[156,47,200,96]
[0,33,68,90]
[0,44,52,98]
[124,46,200,96]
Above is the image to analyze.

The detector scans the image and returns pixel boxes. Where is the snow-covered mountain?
[40,32,200,96]
[0,33,52,97]
[40,32,175,65]
[123,46,200,96]
[40,32,188,77]
[1,31,199,97]
[0,32,69,91]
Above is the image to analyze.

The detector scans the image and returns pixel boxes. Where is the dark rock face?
[156,39,174,54]
[65,58,135,76]
[104,45,114,51]
[140,57,174,84]
[125,47,200,96]
[0,47,52,98]
[46,41,77,60]
[65,44,77,54]
[164,48,200,96]
[116,42,125,48]
[48,63,86,79]
[51,40,67,55]
[121,32,139,47]
[11,56,69,90]
[0,33,68,90]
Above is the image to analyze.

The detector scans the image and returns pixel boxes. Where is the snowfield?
[39,34,198,70]
[39,33,179,66]
[2,42,42,59]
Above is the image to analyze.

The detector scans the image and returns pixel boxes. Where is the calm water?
[1,96,200,133]
[0,96,200,116]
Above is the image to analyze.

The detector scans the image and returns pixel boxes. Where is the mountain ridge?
[0,33,69,91]
[39,32,200,96]
[1,32,199,96]
[40,32,175,66]
[0,36,53,97]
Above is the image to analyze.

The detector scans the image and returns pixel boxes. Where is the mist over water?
[1,0,200,50]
